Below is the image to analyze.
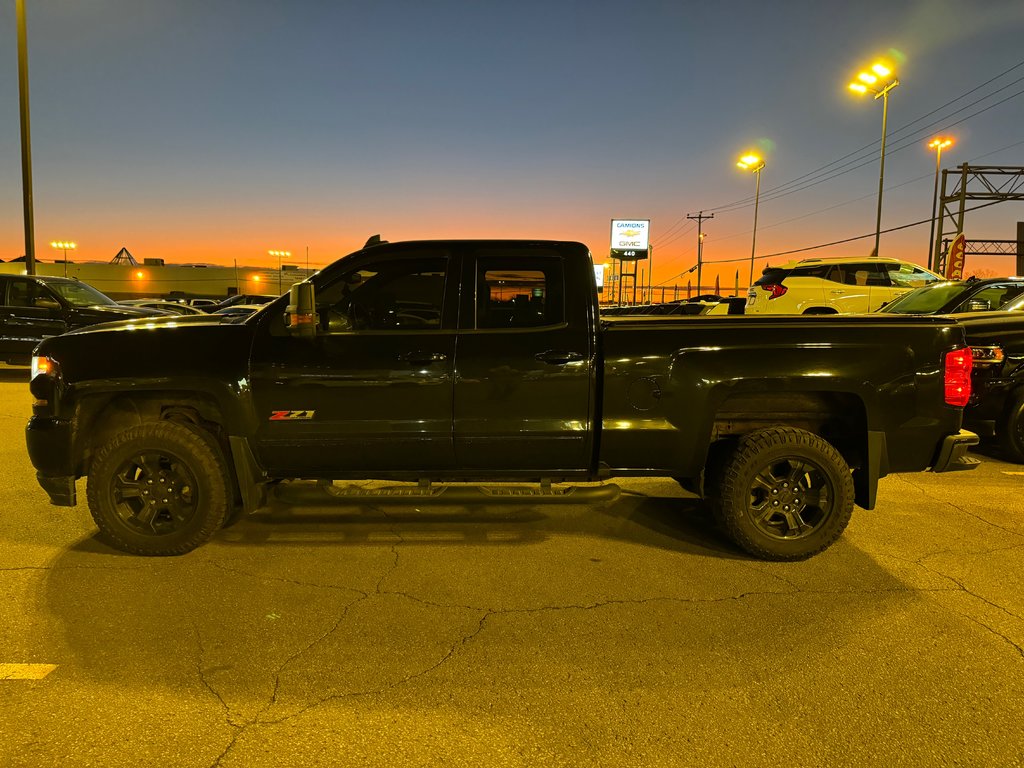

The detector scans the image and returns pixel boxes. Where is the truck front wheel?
[86,421,229,555]
[711,427,854,561]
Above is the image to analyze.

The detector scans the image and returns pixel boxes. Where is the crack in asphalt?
[909,557,1024,661]
[895,476,1024,539]
[192,551,1024,754]
[248,506,409,724]
[207,561,367,595]
[256,611,492,728]
[190,619,245,768]
[184,493,1024,761]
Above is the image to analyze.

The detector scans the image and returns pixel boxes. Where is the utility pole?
[687,211,713,295]
[16,0,37,275]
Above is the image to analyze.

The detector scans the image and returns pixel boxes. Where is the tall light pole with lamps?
[50,240,76,278]
[736,153,765,286]
[268,250,290,294]
[927,137,953,271]
[849,62,899,258]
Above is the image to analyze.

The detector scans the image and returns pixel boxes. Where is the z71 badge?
[269,410,315,421]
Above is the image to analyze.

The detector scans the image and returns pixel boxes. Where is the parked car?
[213,294,278,311]
[877,277,1024,315]
[210,303,266,321]
[0,274,166,365]
[118,299,208,316]
[601,296,743,316]
[186,298,220,309]
[745,256,943,315]
[998,292,1024,312]
[956,312,1024,461]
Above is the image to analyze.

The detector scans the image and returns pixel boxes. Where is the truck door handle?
[398,351,447,365]
[535,350,584,365]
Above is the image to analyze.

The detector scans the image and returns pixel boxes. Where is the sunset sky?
[2,0,1023,289]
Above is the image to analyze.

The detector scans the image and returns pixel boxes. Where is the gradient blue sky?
[2,0,1023,285]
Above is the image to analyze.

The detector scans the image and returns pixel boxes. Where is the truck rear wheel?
[711,427,854,561]
[86,421,229,555]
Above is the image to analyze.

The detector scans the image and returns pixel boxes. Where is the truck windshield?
[878,282,964,313]
[48,281,119,307]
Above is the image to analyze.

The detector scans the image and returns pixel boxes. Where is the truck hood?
[63,312,227,334]
[69,303,170,324]
[36,316,257,384]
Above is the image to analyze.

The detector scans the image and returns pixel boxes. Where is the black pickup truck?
[26,238,979,560]
[957,311,1024,461]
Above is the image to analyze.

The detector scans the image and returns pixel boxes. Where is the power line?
[683,137,1024,250]
[650,71,1024,281]
[702,58,1024,214]
[738,199,1005,263]
[708,82,1024,216]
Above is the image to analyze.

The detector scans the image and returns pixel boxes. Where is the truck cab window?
[319,256,447,332]
[476,257,564,329]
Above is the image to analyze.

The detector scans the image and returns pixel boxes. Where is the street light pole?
[50,240,76,278]
[16,0,37,275]
[873,83,895,258]
[737,153,765,286]
[849,62,899,258]
[268,250,290,294]
[927,138,953,271]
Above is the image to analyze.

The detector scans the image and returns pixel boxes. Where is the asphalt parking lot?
[0,366,1022,767]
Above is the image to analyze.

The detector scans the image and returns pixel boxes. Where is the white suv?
[745,256,943,315]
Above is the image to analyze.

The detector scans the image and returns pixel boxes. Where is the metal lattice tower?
[932,164,1024,275]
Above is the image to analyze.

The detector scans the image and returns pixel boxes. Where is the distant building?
[0,258,315,300]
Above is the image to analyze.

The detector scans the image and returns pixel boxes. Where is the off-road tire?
[711,427,854,561]
[999,390,1024,463]
[177,421,245,528]
[86,421,229,555]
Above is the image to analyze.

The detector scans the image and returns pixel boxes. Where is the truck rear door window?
[476,257,564,329]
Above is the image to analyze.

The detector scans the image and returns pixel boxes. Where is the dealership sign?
[610,219,650,260]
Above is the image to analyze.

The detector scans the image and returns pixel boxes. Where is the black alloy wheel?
[747,457,831,540]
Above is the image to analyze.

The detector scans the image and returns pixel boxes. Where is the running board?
[272,481,622,505]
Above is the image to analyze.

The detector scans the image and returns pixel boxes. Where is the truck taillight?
[944,347,972,407]
[761,283,787,300]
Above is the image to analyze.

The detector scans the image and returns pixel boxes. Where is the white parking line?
[0,664,57,680]
[1002,471,1024,476]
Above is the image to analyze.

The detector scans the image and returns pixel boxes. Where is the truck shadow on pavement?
[38,480,918,732]
[213,484,740,559]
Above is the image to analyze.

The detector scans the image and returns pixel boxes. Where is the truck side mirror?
[285,281,318,337]
[964,299,991,312]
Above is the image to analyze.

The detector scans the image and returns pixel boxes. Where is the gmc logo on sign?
[269,410,315,421]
